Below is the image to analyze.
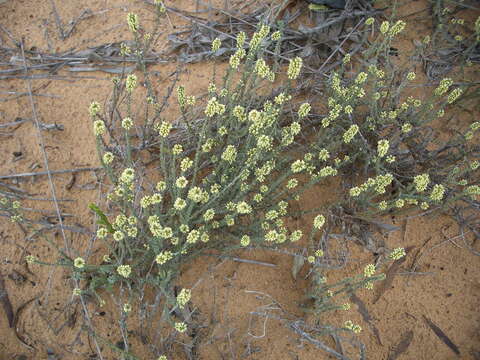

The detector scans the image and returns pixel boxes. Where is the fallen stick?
[0,275,14,327]
[0,118,30,128]
[0,167,101,180]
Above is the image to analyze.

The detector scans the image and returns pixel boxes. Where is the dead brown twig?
[0,275,14,328]
[0,167,101,180]
[19,40,105,360]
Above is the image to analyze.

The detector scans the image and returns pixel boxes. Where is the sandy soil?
[0,0,479,359]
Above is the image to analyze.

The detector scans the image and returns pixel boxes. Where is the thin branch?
[289,321,351,360]
[20,40,104,360]
[0,167,101,180]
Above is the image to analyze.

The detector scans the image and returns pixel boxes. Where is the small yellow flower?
[240,235,250,246]
[103,152,114,165]
[73,288,82,296]
[287,57,303,80]
[315,249,324,257]
[175,322,187,333]
[74,257,85,269]
[126,74,137,92]
[122,117,133,130]
[266,30,279,41]
[380,21,390,34]
[117,264,132,278]
[127,13,139,32]
[389,247,406,260]
[414,173,430,192]
[93,120,105,136]
[313,215,325,229]
[89,101,101,117]
[377,139,389,158]
[211,38,221,52]
[177,288,192,308]
[236,201,252,214]
[97,228,108,239]
[298,103,311,118]
[176,176,188,188]
[364,264,376,277]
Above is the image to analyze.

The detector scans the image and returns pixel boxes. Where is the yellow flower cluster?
[74,257,85,269]
[291,159,306,173]
[177,86,186,107]
[434,78,453,96]
[236,201,252,214]
[117,264,132,278]
[127,13,139,32]
[187,186,209,203]
[317,166,337,178]
[177,288,191,308]
[274,93,290,105]
[176,176,188,188]
[156,121,172,137]
[255,58,274,81]
[345,320,362,333]
[240,235,250,246]
[313,215,325,229]
[205,97,226,117]
[343,124,359,143]
[126,74,137,93]
[180,157,193,172]
[122,117,133,130]
[221,145,237,163]
[290,229,303,242]
[447,88,463,104]
[175,322,187,333]
[430,184,445,202]
[233,105,246,122]
[402,123,412,133]
[389,247,406,260]
[465,185,480,198]
[377,139,389,158]
[229,48,246,69]
[287,57,303,80]
[120,168,135,184]
[350,173,394,197]
[174,198,186,211]
[93,120,105,136]
[156,251,174,265]
[414,173,430,192]
[103,152,114,165]
[237,31,246,48]
[257,135,273,150]
[298,103,311,118]
[249,25,270,51]
[211,38,221,52]
[271,31,281,41]
[186,229,200,244]
[388,20,406,36]
[89,101,101,117]
[380,21,389,34]
[364,264,376,277]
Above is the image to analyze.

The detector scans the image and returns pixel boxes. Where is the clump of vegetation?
[3,2,479,359]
